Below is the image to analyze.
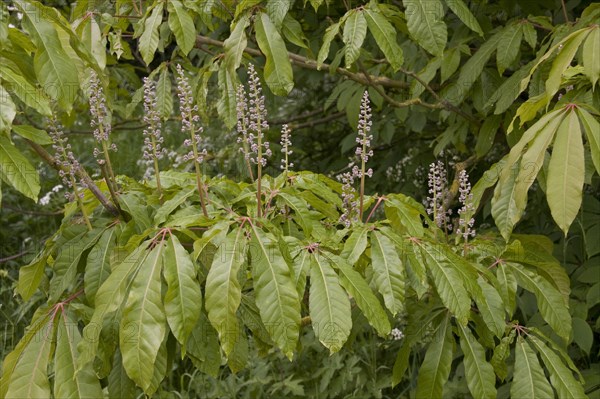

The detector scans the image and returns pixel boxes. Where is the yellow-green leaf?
[139,4,164,65]
[342,9,367,67]
[404,0,447,56]
[415,315,453,399]
[457,324,497,399]
[583,26,600,86]
[168,0,196,55]
[370,231,405,315]
[577,107,600,175]
[0,136,40,201]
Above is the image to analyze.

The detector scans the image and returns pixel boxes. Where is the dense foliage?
[0,0,599,398]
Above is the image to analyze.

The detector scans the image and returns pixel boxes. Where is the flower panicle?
[355,91,374,179]
[337,161,359,228]
[427,160,452,230]
[175,64,207,164]
[280,124,293,171]
[48,118,86,202]
[457,169,476,240]
[246,64,271,167]
[142,77,166,162]
[88,71,116,163]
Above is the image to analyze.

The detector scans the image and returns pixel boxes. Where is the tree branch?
[25,140,121,218]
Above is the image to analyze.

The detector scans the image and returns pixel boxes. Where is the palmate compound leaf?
[54,311,103,399]
[457,324,497,399]
[528,335,587,399]
[325,252,391,337]
[546,110,585,235]
[249,225,300,359]
[370,230,405,315]
[78,243,149,372]
[205,228,247,356]
[163,234,202,349]
[507,262,571,340]
[511,337,554,399]
[309,252,352,353]
[120,239,168,393]
[415,314,454,399]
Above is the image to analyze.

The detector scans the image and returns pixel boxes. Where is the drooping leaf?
[327,252,390,336]
[78,244,148,371]
[79,16,106,69]
[583,26,600,86]
[474,278,506,338]
[370,231,405,315]
[491,331,516,382]
[496,24,523,74]
[154,186,196,225]
[108,350,137,399]
[545,29,589,99]
[507,262,571,340]
[496,263,517,317]
[415,314,454,399]
[167,0,196,55]
[223,15,250,72]
[0,69,52,116]
[156,65,173,120]
[317,22,341,68]
[292,248,310,297]
[0,136,40,201]
[0,85,16,132]
[457,324,497,399]
[120,240,167,392]
[404,0,447,56]
[217,61,238,129]
[384,194,426,237]
[205,228,246,356]
[511,337,554,398]
[254,12,294,96]
[528,335,587,399]
[139,4,164,65]
[392,342,411,387]
[17,256,46,301]
[84,227,117,306]
[309,253,352,352]
[340,226,369,265]
[444,0,483,36]
[163,234,202,347]
[546,110,585,234]
[54,312,104,399]
[577,107,600,175]
[5,317,53,399]
[11,125,52,145]
[278,191,314,235]
[342,9,368,67]
[419,241,471,324]
[249,226,300,359]
[282,15,309,49]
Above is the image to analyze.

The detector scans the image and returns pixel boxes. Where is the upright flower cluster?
[279,124,293,171]
[176,64,207,164]
[337,91,374,226]
[457,169,476,240]
[427,161,452,230]
[48,118,91,229]
[246,64,271,167]
[88,71,116,164]
[142,77,166,187]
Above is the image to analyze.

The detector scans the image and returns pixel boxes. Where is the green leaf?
[317,22,341,69]
[507,262,571,340]
[444,0,483,36]
[342,9,368,67]
[0,85,16,132]
[156,65,173,120]
[249,226,300,359]
[5,317,53,399]
[496,263,517,317]
[511,337,554,399]
[17,256,46,301]
[492,161,524,241]
[139,4,164,65]
[278,191,314,235]
[292,249,310,297]
[547,111,585,234]
[577,107,600,175]
[78,244,148,370]
[154,186,195,225]
[474,278,505,338]
[583,27,600,86]
[223,15,250,72]
[441,47,461,83]
[572,317,593,354]
[254,12,294,96]
[217,62,238,129]
[419,241,471,324]
[384,194,426,237]
[20,15,79,112]
[310,253,352,352]
[80,17,106,69]
[340,226,368,265]
[327,252,390,336]
[205,229,246,356]
[522,22,537,49]
[491,331,515,382]
[496,24,523,74]
[404,0,447,56]
[392,342,411,387]
[370,231,405,315]
[120,240,167,392]
[415,315,454,399]
[545,30,589,99]
[457,324,497,399]
[0,69,52,116]
[54,312,103,399]
[0,136,40,201]
[163,234,202,347]
[168,0,196,55]
[11,125,52,145]
[281,15,309,49]
[528,335,587,399]
[84,227,118,306]
[108,350,137,399]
